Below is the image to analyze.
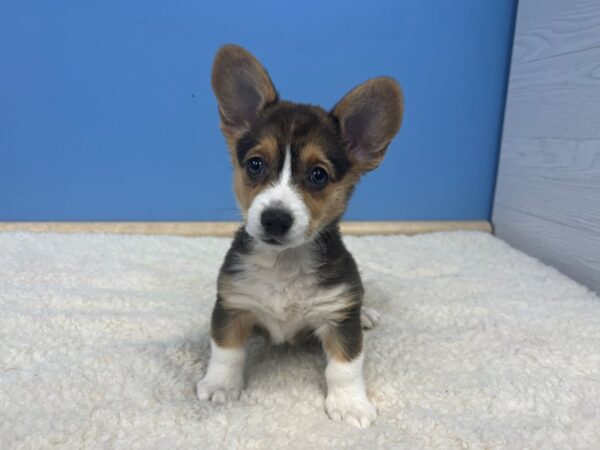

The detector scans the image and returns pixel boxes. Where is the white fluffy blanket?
[1,231,599,449]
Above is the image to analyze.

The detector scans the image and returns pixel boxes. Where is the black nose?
[261,208,294,236]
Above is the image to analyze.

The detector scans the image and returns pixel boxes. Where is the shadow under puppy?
[197,45,403,428]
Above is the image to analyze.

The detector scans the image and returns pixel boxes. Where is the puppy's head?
[212,45,403,249]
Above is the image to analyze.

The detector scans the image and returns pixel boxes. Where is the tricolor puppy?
[197,45,403,428]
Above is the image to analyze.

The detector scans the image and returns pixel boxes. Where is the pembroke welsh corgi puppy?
[197,45,403,428]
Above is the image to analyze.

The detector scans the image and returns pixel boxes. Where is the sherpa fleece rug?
[1,231,599,449]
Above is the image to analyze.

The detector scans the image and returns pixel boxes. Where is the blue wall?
[0,1,516,221]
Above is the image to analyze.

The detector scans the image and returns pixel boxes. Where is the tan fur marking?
[299,143,336,180]
[319,301,363,362]
[304,175,360,235]
[322,332,348,361]
[233,134,279,213]
[295,142,361,235]
[241,134,279,165]
[321,323,362,362]
[213,275,257,348]
[213,309,256,348]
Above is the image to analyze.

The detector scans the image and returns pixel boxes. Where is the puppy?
[197,45,403,428]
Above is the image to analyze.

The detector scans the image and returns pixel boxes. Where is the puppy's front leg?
[197,297,254,403]
[320,306,377,428]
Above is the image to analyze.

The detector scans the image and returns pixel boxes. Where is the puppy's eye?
[309,166,329,188]
[246,157,265,178]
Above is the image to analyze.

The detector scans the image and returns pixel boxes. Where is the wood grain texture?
[494,205,600,292]
[503,46,600,139]
[0,221,491,237]
[513,0,600,63]
[493,0,600,293]
[495,138,600,234]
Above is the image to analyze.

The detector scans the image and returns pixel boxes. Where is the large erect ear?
[212,45,278,145]
[331,77,403,172]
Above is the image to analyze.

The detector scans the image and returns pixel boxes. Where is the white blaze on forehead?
[279,143,292,185]
[245,145,310,247]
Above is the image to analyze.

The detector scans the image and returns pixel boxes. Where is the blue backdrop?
[0,1,516,221]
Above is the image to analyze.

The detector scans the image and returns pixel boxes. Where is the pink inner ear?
[351,145,372,163]
[344,110,378,163]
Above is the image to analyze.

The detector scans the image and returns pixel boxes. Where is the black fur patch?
[210,294,233,345]
[315,224,364,301]
[235,102,352,181]
[219,227,254,276]
[331,304,363,361]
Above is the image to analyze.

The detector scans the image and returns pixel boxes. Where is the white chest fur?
[225,246,348,343]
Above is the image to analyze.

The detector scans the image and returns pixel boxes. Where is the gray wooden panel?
[493,0,600,293]
[513,0,600,63]
[493,205,600,293]
[503,46,600,139]
[494,138,600,234]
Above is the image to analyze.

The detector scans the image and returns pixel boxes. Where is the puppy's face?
[212,45,403,249]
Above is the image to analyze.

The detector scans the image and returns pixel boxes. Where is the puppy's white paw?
[196,379,242,403]
[198,340,246,404]
[325,391,377,428]
[360,307,380,330]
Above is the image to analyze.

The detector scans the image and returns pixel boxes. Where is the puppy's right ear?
[212,45,278,146]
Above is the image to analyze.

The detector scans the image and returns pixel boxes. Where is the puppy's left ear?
[332,77,403,172]
[212,45,278,146]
